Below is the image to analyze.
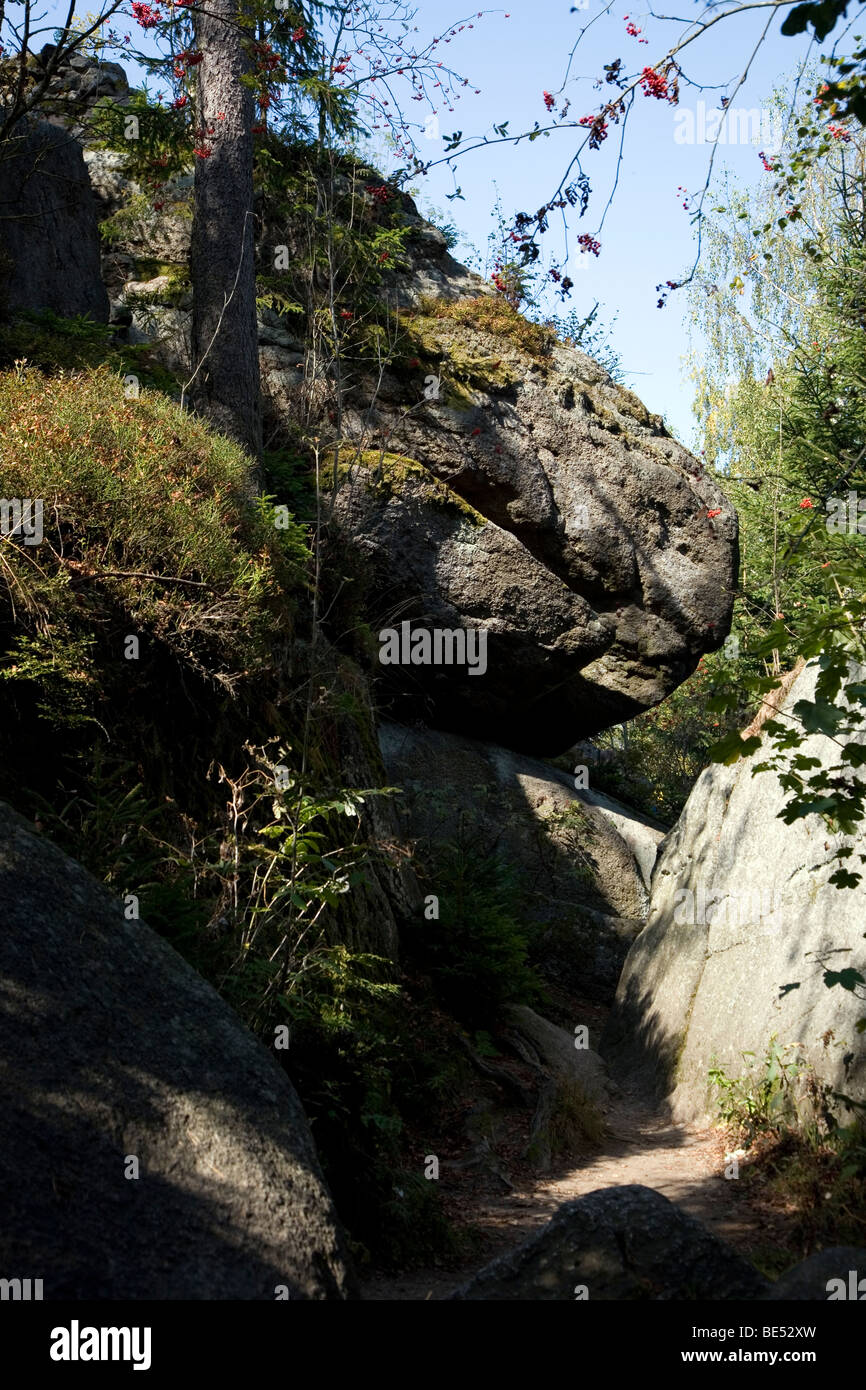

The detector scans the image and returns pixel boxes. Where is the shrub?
[709,1040,866,1269]
[0,364,309,726]
[0,308,180,393]
[709,1037,810,1142]
[408,830,544,1025]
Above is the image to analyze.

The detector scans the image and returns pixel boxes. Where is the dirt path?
[362,1083,766,1301]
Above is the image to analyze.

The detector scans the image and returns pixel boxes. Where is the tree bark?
[190,0,262,465]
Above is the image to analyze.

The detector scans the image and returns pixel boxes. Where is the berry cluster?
[623,15,648,43]
[548,267,574,295]
[173,49,203,80]
[639,65,677,103]
[576,234,601,257]
[131,1,161,28]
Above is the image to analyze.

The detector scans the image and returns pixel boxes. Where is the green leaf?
[792,698,845,735]
[779,796,839,821]
[709,730,762,764]
[781,0,850,40]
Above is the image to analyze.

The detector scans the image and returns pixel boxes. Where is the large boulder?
[67,65,737,755]
[379,720,663,999]
[449,1184,768,1300]
[327,309,738,754]
[602,659,866,1123]
[0,801,355,1299]
[0,117,109,321]
[71,61,738,754]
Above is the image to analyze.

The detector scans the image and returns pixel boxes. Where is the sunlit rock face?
[602,660,866,1123]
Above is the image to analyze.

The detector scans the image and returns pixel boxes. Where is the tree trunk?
[190,0,262,465]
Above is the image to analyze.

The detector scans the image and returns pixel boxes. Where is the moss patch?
[329,448,487,527]
[584,383,655,435]
[395,315,523,413]
[411,294,556,359]
[129,261,192,305]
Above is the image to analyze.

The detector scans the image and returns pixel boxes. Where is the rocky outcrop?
[0,801,355,1299]
[602,660,866,1123]
[381,203,493,307]
[450,1184,769,1300]
[0,49,129,133]
[54,54,737,756]
[15,49,130,127]
[0,116,108,321]
[379,720,663,998]
[120,274,192,373]
[328,313,738,752]
[85,149,193,272]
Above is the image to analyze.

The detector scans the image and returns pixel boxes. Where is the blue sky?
[12,0,822,445]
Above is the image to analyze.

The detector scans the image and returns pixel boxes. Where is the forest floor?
[360,1001,797,1301]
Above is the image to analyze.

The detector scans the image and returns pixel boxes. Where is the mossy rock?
[133,257,190,282]
[408,294,555,360]
[397,316,519,408]
[327,448,487,526]
[448,344,520,394]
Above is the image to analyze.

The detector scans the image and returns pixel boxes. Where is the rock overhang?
[327,312,738,754]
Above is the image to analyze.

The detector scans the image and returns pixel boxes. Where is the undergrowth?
[709,1038,866,1273]
[0,355,466,1268]
[0,307,179,390]
[405,820,545,1026]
